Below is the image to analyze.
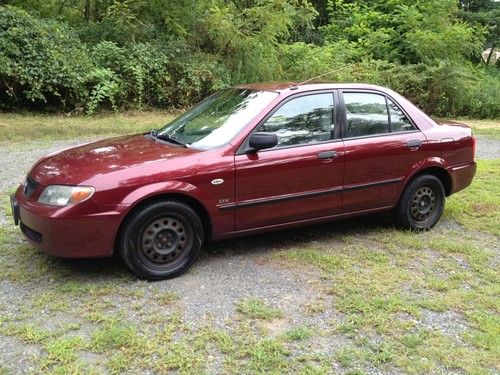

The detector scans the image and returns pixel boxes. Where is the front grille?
[20,222,43,243]
[24,176,39,198]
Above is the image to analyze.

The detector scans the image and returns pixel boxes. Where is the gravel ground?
[0,134,498,374]
[475,135,500,160]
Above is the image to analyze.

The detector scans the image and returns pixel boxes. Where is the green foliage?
[0,6,228,113]
[0,0,499,117]
[204,0,317,82]
[0,6,92,110]
[323,0,484,63]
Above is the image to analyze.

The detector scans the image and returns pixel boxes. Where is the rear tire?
[393,174,445,230]
[119,200,204,280]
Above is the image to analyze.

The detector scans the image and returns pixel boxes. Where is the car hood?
[29,134,198,186]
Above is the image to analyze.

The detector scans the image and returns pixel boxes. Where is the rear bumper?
[448,161,476,194]
[13,186,124,258]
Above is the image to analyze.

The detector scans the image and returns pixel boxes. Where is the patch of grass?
[336,346,362,368]
[0,323,53,344]
[32,291,70,312]
[303,299,327,315]
[345,370,367,375]
[279,248,348,272]
[297,363,331,375]
[236,298,283,320]
[446,159,500,235]
[41,336,85,370]
[160,341,202,373]
[108,351,130,375]
[90,321,141,352]
[465,311,500,353]
[248,338,290,373]
[157,291,179,305]
[363,341,395,365]
[0,111,176,142]
[283,326,314,341]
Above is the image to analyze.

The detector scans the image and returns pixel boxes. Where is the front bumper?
[12,186,124,258]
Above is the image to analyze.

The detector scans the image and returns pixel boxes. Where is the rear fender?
[396,157,451,201]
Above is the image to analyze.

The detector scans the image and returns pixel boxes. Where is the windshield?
[156,88,278,150]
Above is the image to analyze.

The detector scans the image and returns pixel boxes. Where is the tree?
[458,0,499,63]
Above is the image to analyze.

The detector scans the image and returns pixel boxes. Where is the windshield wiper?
[149,130,187,147]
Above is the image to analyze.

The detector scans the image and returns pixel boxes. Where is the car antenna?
[295,69,340,86]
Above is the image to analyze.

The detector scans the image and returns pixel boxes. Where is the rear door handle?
[318,151,338,160]
[407,140,422,150]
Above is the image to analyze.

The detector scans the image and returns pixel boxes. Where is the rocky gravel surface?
[476,135,500,160]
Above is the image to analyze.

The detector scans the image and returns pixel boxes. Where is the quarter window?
[344,92,415,138]
[258,93,334,148]
[387,97,416,132]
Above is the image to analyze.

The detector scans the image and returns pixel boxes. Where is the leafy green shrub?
[0,6,229,114]
[89,41,230,111]
[0,2,498,118]
[279,43,499,118]
[376,61,500,118]
[0,6,93,110]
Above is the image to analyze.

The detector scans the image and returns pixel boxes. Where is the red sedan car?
[11,83,476,280]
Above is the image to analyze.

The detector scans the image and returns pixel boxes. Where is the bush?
[89,41,230,112]
[279,42,500,118]
[0,3,498,118]
[0,6,93,111]
[0,6,229,113]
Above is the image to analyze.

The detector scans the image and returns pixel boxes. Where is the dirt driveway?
[0,135,498,374]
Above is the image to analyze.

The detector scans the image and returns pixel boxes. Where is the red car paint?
[13,83,476,258]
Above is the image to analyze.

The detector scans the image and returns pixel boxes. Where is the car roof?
[236,81,391,94]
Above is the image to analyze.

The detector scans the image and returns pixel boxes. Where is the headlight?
[38,185,95,206]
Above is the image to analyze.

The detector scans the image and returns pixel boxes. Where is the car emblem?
[211,178,224,185]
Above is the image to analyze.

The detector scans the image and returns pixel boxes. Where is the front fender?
[120,180,211,207]
[116,180,235,240]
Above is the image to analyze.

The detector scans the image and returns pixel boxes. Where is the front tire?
[119,200,204,280]
[393,174,445,230]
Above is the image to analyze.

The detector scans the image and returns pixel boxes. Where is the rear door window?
[344,92,389,137]
[343,92,416,138]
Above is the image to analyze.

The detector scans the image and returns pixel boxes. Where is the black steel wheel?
[139,215,190,265]
[393,174,445,230]
[410,186,436,222]
[119,200,204,280]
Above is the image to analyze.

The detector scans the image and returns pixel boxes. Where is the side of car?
[230,88,435,231]
[117,86,469,279]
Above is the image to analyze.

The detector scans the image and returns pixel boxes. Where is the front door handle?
[318,151,338,160]
[407,140,422,150]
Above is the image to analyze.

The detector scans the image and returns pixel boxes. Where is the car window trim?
[341,129,421,142]
[339,89,420,139]
[236,90,340,155]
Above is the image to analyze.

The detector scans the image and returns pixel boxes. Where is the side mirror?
[248,132,278,152]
